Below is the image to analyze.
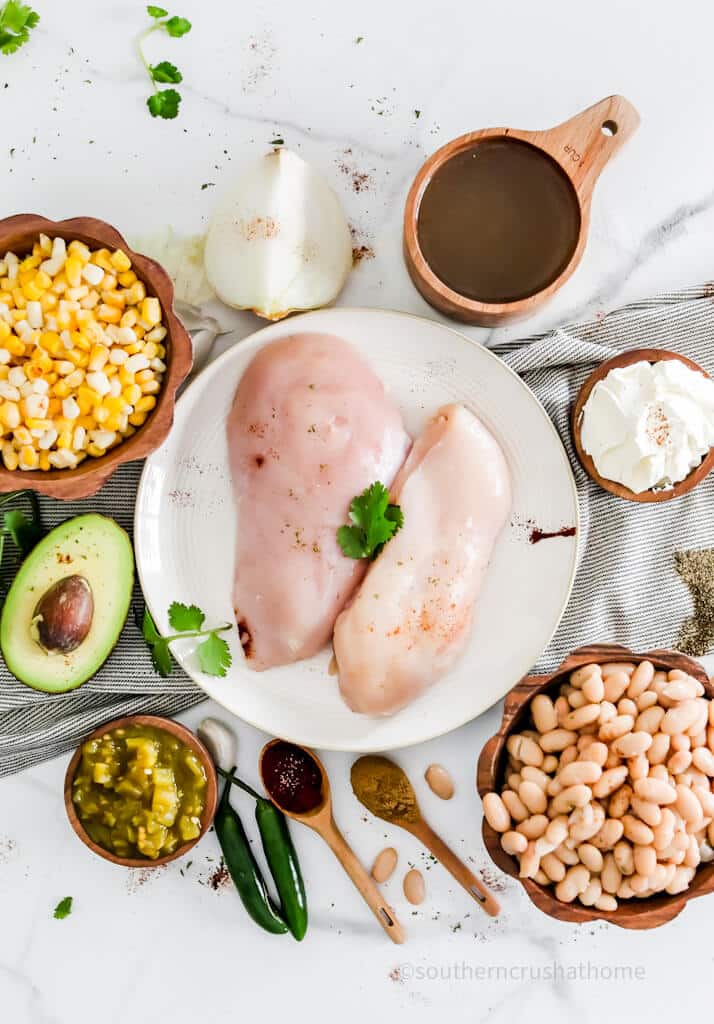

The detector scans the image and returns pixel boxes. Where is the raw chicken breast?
[334,403,511,715]
[228,333,410,670]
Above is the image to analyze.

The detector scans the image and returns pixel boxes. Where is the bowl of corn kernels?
[0,214,193,499]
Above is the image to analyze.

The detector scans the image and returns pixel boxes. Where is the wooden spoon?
[351,755,500,917]
[258,739,405,944]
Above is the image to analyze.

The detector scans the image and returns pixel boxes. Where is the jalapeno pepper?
[217,767,308,941]
[214,771,288,935]
[254,796,308,941]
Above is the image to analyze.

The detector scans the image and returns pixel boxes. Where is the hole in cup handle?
[601,120,619,136]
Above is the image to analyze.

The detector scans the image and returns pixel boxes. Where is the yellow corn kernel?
[97,304,121,324]
[110,249,132,273]
[135,396,156,414]
[104,413,123,431]
[141,379,160,395]
[25,418,52,431]
[101,289,125,310]
[65,254,83,288]
[118,367,135,388]
[118,270,137,287]
[94,406,110,424]
[120,309,138,328]
[31,352,53,373]
[22,279,43,302]
[53,416,73,433]
[7,337,26,357]
[0,402,20,429]
[141,297,161,327]
[14,426,32,446]
[129,411,148,427]
[20,254,40,271]
[12,289,27,309]
[125,281,146,306]
[39,330,61,352]
[52,380,71,398]
[135,369,154,384]
[34,270,53,290]
[0,366,9,380]
[80,290,100,310]
[19,445,39,469]
[88,345,109,371]
[67,240,91,262]
[104,395,125,414]
[2,443,18,470]
[39,451,51,471]
[0,321,10,342]
[40,291,58,312]
[77,387,99,414]
[47,398,61,417]
[143,342,158,359]
[56,430,72,449]
[87,442,106,458]
[122,384,142,406]
[76,414,95,430]
[25,364,46,381]
[105,364,118,378]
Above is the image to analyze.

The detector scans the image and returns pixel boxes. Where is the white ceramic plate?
[135,308,578,751]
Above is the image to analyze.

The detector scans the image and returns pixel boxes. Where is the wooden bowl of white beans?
[477,643,714,929]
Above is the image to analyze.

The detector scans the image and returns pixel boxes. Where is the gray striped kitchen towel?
[2,284,714,775]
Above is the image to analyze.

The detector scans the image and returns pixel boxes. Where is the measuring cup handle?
[536,94,640,200]
[323,819,405,944]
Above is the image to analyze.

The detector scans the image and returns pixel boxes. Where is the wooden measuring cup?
[404,95,640,325]
[259,739,405,944]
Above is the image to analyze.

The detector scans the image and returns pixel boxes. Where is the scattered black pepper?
[674,547,714,655]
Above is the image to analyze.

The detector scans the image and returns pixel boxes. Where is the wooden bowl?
[477,643,714,930]
[572,348,714,503]
[0,214,193,499]
[404,95,639,326]
[64,714,218,867]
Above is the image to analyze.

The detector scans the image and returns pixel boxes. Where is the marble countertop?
[4,0,714,1021]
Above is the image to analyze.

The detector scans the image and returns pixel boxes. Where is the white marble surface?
[3,0,714,1021]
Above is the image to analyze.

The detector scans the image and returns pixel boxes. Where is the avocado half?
[1,514,134,693]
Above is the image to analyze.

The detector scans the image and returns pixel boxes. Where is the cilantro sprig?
[138,5,191,119]
[53,896,73,920]
[337,482,403,560]
[0,1,39,56]
[142,602,232,678]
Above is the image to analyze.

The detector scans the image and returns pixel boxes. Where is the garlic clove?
[197,717,237,771]
[204,149,353,320]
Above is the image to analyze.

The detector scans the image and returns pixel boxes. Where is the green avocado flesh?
[0,514,134,693]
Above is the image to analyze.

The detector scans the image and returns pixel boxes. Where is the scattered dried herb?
[674,547,714,655]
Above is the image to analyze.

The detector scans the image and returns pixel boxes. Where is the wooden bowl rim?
[0,214,193,499]
[64,713,218,867]
[403,128,590,322]
[571,348,714,503]
[476,643,714,929]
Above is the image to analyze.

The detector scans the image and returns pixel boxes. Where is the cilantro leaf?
[336,524,370,560]
[147,88,181,119]
[197,632,232,677]
[150,59,182,83]
[141,606,161,645]
[0,1,39,55]
[53,896,73,920]
[168,601,205,631]
[337,482,403,560]
[4,507,43,556]
[147,4,168,16]
[150,637,173,677]
[165,15,191,36]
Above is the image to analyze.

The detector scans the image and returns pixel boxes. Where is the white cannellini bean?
[483,793,511,833]
[635,706,665,734]
[501,789,529,822]
[554,842,580,865]
[577,843,604,874]
[613,840,634,875]
[562,704,601,730]
[621,814,655,845]
[578,741,608,766]
[501,831,528,856]
[550,785,593,815]
[599,715,635,742]
[519,781,548,815]
[541,852,566,882]
[661,700,702,735]
[647,733,671,765]
[608,783,632,819]
[521,766,549,790]
[594,893,618,912]
[601,853,622,893]
[518,842,541,878]
[507,734,544,767]
[558,760,602,787]
[560,745,578,768]
[633,844,657,878]
[627,661,655,698]
[517,814,549,840]
[612,731,652,758]
[602,662,636,678]
[662,678,699,701]
[539,729,578,753]
[591,817,624,851]
[569,804,605,845]
[633,777,677,804]
[507,772,522,791]
[582,673,605,704]
[542,755,559,774]
[603,672,631,703]
[545,817,569,847]
[676,784,702,823]
[568,690,587,710]
[636,690,659,712]
[570,663,601,688]
[531,694,558,734]
[630,795,662,828]
[579,878,602,907]
[592,766,628,799]
[668,750,692,775]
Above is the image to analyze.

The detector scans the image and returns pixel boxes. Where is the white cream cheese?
[580,358,714,493]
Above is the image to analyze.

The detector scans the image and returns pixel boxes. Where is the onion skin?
[204,149,353,320]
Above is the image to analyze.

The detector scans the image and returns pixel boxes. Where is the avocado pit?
[32,574,94,654]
